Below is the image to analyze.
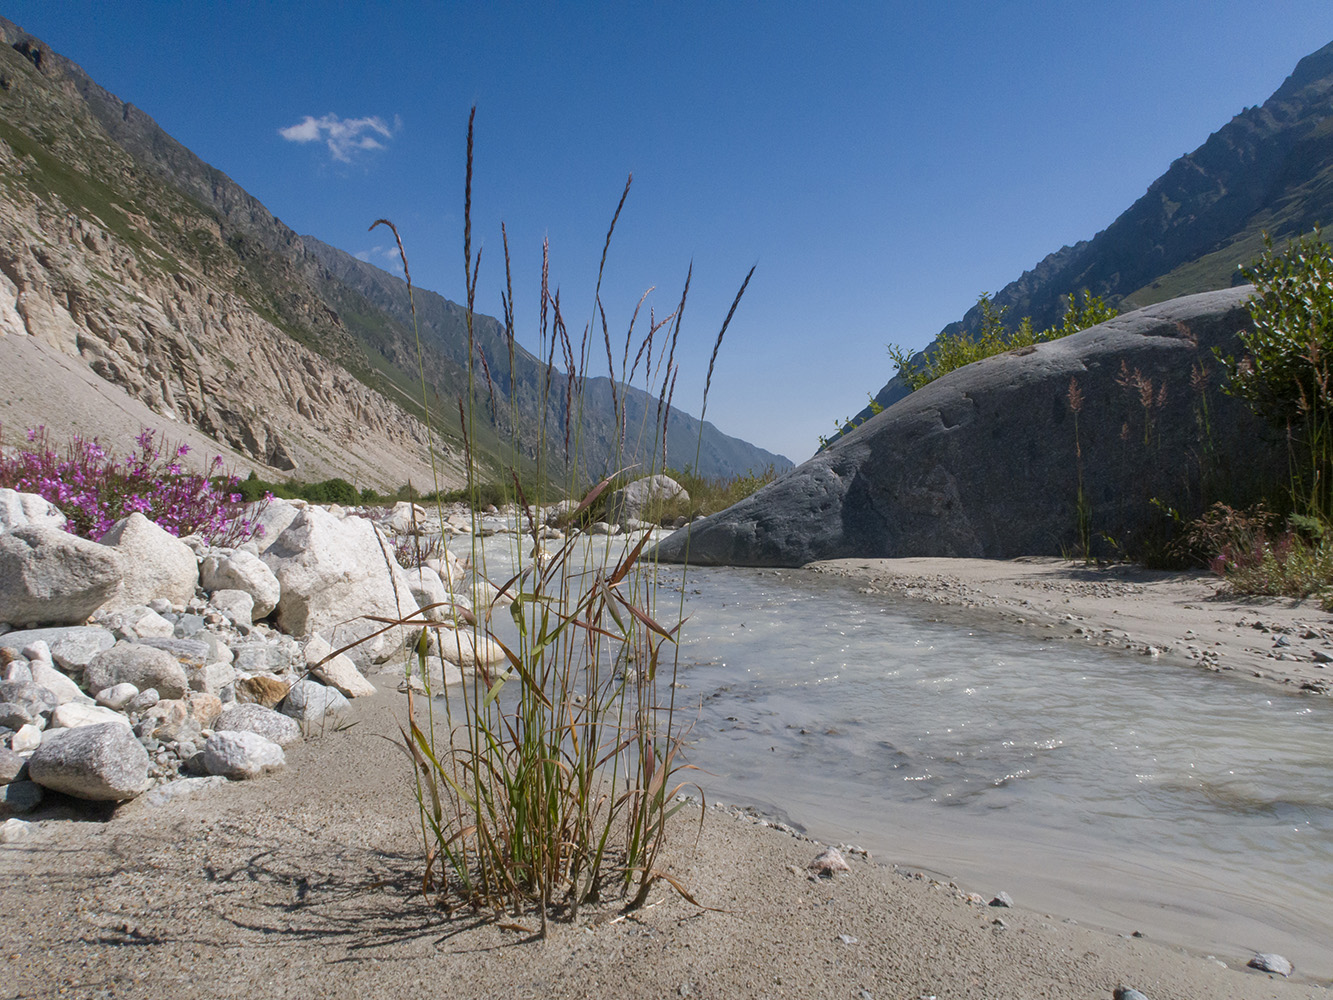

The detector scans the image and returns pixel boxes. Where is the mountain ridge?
[844,38,1333,432]
[0,15,788,488]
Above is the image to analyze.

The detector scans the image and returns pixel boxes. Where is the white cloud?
[355,245,404,275]
[278,113,397,163]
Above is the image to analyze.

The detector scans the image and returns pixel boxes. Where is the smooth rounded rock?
[95,683,139,711]
[84,642,188,700]
[50,703,131,730]
[203,730,285,780]
[98,512,200,611]
[213,703,301,746]
[0,525,123,627]
[280,678,349,722]
[27,721,149,801]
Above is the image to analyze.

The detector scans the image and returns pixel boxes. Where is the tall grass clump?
[0,425,260,544]
[381,109,752,933]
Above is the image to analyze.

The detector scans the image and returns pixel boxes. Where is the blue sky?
[6,2,1333,464]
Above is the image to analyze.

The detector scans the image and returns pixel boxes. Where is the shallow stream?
[457,531,1333,978]
[671,563,1333,980]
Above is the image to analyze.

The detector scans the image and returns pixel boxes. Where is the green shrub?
[887,289,1117,392]
[1221,228,1333,521]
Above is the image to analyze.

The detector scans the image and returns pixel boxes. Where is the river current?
[460,531,1333,978]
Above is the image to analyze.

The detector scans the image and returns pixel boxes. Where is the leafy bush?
[1221,228,1333,520]
[887,289,1118,391]
[0,426,258,544]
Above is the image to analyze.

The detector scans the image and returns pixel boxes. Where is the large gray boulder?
[0,526,124,626]
[97,513,199,611]
[656,288,1286,566]
[27,722,149,801]
[261,506,419,666]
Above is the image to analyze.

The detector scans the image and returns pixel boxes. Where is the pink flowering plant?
[0,426,262,545]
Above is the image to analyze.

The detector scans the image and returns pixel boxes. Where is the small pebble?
[808,847,850,876]
[1113,988,1150,1000]
[989,891,1013,908]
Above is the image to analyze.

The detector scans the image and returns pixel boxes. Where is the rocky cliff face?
[656,288,1285,566]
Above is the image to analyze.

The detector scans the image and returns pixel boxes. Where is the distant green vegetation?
[888,289,1119,391]
[818,290,1118,450]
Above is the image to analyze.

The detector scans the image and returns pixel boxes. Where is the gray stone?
[209,589,254,627]
[0,746,23,783]
[0,659,31,684]
[126,688,160,713]
[94,683,139,711]
[213,703,301,746]
[49,703,130,730]
[655,289,1287,566]
[0,627,117,672]
[172,613,207,637]
[1114,989,1151,1000]
[27,721,149,801]
[0,488,67,533]
[10,724,41,752]
[98,512,200,611]
[990,892,1014,908]
[199,549,281,618]
[280,678,349,721]
[0,780,42,816]
[203,730,285,780]
[135,636,214,670]
[609,475,689,525]
[0,817,32,842]
[304,634,375,698]
[1248,952,1293,977]
[0,525,124,627]
[84,642,188,700]
[28,660,86,706]
[142,775,227,806]
[0,681,57,717]
[187,662,236,696]
[0,701,37,731]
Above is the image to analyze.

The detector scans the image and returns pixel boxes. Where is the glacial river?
[460,531,1333,979]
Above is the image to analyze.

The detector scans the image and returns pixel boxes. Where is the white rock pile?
[0,480,679,824]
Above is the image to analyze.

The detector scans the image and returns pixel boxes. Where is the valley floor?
[0,675,1325,999]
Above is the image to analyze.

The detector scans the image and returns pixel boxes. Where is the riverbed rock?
[213,703,301,746]
[97,512,199,611]
[202,730,285,780]
[610,475,689,526]
[49,703,130,730]
[280,678,349,721]
[1247,952,1293,976]
[27,721,149,800]
[84,642,188,700]
[655,289,1286,566]
[261,505,420,666]
[0,525,124,626]
[0,780,42,817]
[427,624,506,670]
[0,626,116,672]
[304,634,375,698]
[199,549,280,619]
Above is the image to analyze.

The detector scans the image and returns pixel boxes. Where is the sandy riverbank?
[1,675,1325,999]
[806,556,1333,698]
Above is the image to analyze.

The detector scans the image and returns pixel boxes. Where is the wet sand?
[806,556,1333,698]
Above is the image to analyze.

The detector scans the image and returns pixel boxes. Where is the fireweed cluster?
[0,426,260,545]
